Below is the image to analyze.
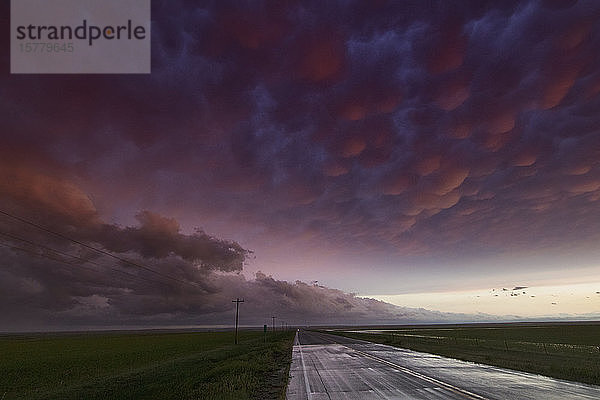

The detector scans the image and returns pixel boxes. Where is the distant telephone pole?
[272,316,276,332]
[232,298,244,344]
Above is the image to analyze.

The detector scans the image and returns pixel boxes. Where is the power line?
[0,209,205,290]
[0,230,176,289]
[0,239,132,286]
[0,230,175,289]
[0,238,177,294]
[0,238,181,294]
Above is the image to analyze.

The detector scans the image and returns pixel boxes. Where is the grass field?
[327,323,600,386]
[0,330,295,400]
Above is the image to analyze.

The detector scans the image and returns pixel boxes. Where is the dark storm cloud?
[0,165,473,328]
[0,164,249,273]
[0,238,479,329]
[2,0,600,313]
[96,212,249,272]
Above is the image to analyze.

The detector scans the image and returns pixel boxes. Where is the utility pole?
[272,316,276,332]
[232,298,244,344]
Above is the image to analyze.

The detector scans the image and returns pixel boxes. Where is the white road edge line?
[296,331,313,400]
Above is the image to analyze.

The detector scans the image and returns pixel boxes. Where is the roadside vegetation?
[327,323,600,386]
[0,330,294,400]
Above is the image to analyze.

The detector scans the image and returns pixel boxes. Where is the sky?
[1,0,600,330]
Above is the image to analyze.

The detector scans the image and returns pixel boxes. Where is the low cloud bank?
[0,165,490,331]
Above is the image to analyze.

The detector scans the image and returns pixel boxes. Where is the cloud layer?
[1,0,600,325]
[0,166,479,329]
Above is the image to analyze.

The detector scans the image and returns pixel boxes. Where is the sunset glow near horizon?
[2,0,600,330]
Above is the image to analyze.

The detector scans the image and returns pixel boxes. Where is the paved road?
[286,330,600,400]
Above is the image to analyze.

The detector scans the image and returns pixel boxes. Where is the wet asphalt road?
[286,329,600,400]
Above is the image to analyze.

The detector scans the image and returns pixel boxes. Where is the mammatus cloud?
[2,0,599,264]
[0,166,480,330]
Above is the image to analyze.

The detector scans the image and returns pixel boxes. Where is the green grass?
[326,324,600,386]
[383,324,600,345]
[0,330,295,400]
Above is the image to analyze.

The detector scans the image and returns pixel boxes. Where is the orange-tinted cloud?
[513,149,538,167]
[556,21,592,50]
[0,164,97,225]
[487,110,515,135]
[324,162,349,177]
[297,33,346,82]
[339,103,368,121]
[221,10,285,50]
[431,166,470,196]
[566,178,600,194]
[426,24,467,74]
[540,69,579,109]
[434,77,470,111]
[415,155,441,176]
[382,174,411,196]
[340,136,367,157]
